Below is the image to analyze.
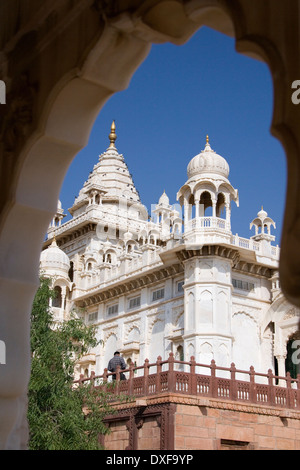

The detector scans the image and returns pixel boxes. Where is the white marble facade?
[40,122,300,380]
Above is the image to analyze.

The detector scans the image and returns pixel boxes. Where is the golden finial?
[108,120,117,148]
[51,234,57,246]
[206,135,209,145]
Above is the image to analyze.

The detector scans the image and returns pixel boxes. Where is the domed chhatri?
[250,206,276,241]
[177,135,239,235]
[187,135,230,180]
[40,237,70,276]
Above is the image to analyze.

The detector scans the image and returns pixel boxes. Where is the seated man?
[107,351,126,380]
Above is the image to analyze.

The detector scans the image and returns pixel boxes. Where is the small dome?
[257,207,268,219]
[158,190,169,206]
[123,231,133,242]
[187,137,229,180]
[40,238,70,275]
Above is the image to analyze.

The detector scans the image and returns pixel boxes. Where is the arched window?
[87,262,93,271]
[216,193,226,218]
[68,261,74,282]
[176,345,184,362]
[188,194,195,219]
[52,286,62,308]
[200,191,212,216]
[175,345,184,371]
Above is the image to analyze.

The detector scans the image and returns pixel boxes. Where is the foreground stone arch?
[0,0,300,450]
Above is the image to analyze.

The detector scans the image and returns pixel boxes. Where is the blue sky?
[59,26,286,244]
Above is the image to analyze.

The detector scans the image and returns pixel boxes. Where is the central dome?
[187,137,229,180]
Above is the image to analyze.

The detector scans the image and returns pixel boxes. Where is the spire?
[108,120,117,148]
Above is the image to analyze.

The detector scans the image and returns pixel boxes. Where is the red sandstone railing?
[75,353,300,410]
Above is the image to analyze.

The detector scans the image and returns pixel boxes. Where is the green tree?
[28,276,114,450]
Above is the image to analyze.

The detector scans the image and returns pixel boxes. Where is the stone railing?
[185,216,230,232]
[231,234,260,251]
[75,353,300,411]
[81,248,163,293]
[47,208,99,238]
[184,218,279,259]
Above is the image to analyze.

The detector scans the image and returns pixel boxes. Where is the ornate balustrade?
[75,353,300,410]
[185,216,230,232]
[80,249,163,293]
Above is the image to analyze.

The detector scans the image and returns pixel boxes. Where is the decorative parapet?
[78,248,164,294]
[185,216,230,232]
[76,353,300,412]
[76,263,183,307]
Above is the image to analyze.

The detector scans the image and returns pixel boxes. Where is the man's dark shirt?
[108,355,126,372]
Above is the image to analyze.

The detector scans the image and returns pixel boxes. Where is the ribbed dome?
[187,137,229,180]
[40,238,70,274]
